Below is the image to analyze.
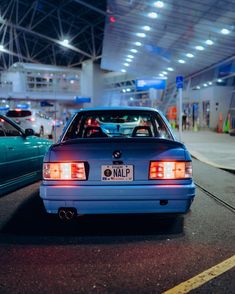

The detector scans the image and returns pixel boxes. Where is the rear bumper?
[40,183,196,215]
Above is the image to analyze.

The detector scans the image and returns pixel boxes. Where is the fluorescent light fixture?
[70,80,74,84]
[167,67,174,71]
[195,45,204,51]
[124,63,129,66]
[122,89,126,93]
[208,81,212,85]
[130,48,138,53]
[126,58,132,62]
[205,39,214,45]
[178,59,185,64]
[127,55,134,58]
[186,53,194,58]
[130,97,134,101]
[217,79,222,82]
[126,88,131,92]
[136,32,146,38]
[0,44,4,51]
[154,1,164,8]
[143,25,151,31]
[203,83,208,87]
[121,69,126,73]
[61,39,69,46]
[135,41,142,46]
[162,71,168,75]
[196,86,200,89]
[221,28,230,35]
[159,73,164,77]
[147,12,158,19]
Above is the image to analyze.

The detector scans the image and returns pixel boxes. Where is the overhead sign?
[176,76,184,89]
[40,101,54,107]
[136,79,166,90]
[74,96,91,103]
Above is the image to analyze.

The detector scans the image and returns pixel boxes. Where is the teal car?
[0,114,52,196]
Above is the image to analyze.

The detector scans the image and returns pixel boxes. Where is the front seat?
[132,126,153,137]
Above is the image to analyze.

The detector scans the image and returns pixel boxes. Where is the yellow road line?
[162,255,235,294]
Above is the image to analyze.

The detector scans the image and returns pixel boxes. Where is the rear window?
[62,110,173,141]
[6,110,32,117]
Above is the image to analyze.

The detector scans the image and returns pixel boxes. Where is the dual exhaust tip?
[58,208,77,220]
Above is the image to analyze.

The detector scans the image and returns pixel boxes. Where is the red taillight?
[149,161,192,179]
[43,162,86,180]
[26,118,35,122]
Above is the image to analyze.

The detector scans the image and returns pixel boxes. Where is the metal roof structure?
[0,0,234,82]
[0,0,106,69]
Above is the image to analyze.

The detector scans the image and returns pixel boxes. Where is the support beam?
[73,0,107,16]
[0,19,93,58]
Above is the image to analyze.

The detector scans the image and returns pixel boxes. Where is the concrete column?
[81,60,104,107]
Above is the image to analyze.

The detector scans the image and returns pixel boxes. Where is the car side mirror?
[24,128,35,137]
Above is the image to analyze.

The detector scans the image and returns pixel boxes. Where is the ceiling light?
[124,63,129,66]
[203,83,208,87]
[186,53,194,58]
[154,1,164,8]
[0,44,4,51]
[195,45,204,51]
[205,39,214,45]
[143,25,151,31]
[217,79,222,82]
[221,28,230,35]
[130,48,138,53]
[136,32,146,38]
[159,73,164,77]
[126,88,131,92]
[127,55,134,58]
[135,41,142,46]
[121,69,126,73]
[130,97,134,101]
[162,71,167,74]
[208,81,212,85]
[61,39,69,46]
[196,86,200,89]
[147,12,158,19]
[178,59,185,64]
[126,58,132,62]
[122,89,126,93]
[70,80,74,84]
[167,67,174,71]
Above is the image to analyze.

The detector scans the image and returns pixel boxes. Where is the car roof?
[76,106,160,113]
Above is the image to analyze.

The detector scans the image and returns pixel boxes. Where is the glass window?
[0,118,22,136]
[62,110,173,141]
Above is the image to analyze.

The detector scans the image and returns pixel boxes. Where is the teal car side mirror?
[24,128,35,137]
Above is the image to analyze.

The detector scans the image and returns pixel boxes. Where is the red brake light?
[43,162,86,180]
[149,161,192,179]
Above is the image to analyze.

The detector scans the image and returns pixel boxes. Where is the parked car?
[0,114,52,196]
[40,107,196,220]
[6,109,54,138]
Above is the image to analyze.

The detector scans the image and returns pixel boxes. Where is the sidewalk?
[174,130,235,171]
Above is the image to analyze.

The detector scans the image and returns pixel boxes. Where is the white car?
[6,109,54,138]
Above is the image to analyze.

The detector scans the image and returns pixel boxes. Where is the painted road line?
[162,255,235,294]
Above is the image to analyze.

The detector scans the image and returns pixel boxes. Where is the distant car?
[6,109,54,138]
[0,114,52,196]
[40,107,196,220]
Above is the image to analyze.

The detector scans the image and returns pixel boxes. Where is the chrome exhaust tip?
[58,208,77,220]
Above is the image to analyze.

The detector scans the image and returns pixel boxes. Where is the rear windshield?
[6,110,32,117]
[62,110,173,141]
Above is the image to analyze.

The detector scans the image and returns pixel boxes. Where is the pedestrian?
[182,111,187,130]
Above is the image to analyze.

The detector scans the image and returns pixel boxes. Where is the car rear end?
[40,108,196,219]
[6,109,34,130]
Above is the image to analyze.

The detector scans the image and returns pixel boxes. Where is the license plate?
[101,165,133,181]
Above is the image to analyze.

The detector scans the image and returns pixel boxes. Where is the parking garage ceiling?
[0,0,234,80]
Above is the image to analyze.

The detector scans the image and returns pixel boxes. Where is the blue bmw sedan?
[40,107,195,220]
